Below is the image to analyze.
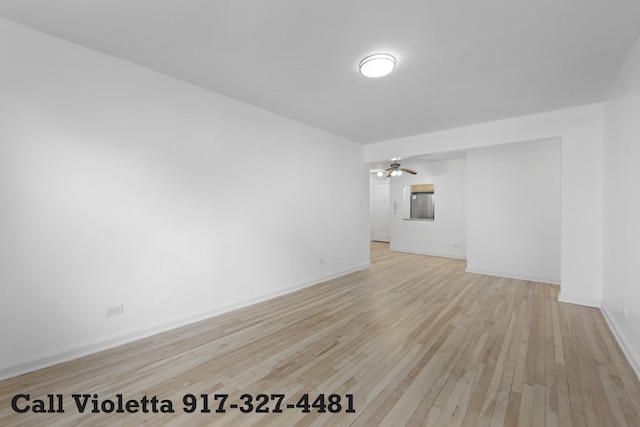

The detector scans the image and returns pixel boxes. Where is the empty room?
[1,1,640,426]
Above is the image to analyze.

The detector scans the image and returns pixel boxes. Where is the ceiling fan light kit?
[384,160,417,178]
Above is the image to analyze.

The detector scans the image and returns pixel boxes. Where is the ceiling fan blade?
[384,167,393,171]
[386,170,393,178]
[400,168,417,174]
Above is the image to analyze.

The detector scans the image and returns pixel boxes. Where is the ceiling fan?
[383,160,417,178]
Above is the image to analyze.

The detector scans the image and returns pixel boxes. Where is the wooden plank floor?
[2,242,640,426]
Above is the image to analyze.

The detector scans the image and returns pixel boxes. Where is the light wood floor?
[2,242,640,426]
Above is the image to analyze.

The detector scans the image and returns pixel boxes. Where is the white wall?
[467,140,561,283]
[0,18,370,379]
[388,159,467,258]
[602,33,640,378]
[365,103,603,307]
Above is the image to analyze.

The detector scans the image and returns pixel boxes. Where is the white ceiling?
[1,0,639,144]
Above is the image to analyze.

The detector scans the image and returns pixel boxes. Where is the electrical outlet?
[105,304,124,317]
[156,295,170,304]
[320,258,325,265]
[624,305,628,316]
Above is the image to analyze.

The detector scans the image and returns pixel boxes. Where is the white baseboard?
[557,292,602,308]
[465,267,560,286]
[601,307,640,381]
[0,262,371,381]
[389,246,467,260]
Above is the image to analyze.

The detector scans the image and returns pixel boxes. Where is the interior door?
[371,182,390,242]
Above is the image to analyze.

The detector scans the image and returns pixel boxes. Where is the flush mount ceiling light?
[359,53,396,78]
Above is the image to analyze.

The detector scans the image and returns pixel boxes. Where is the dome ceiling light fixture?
[359,53,396,78]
